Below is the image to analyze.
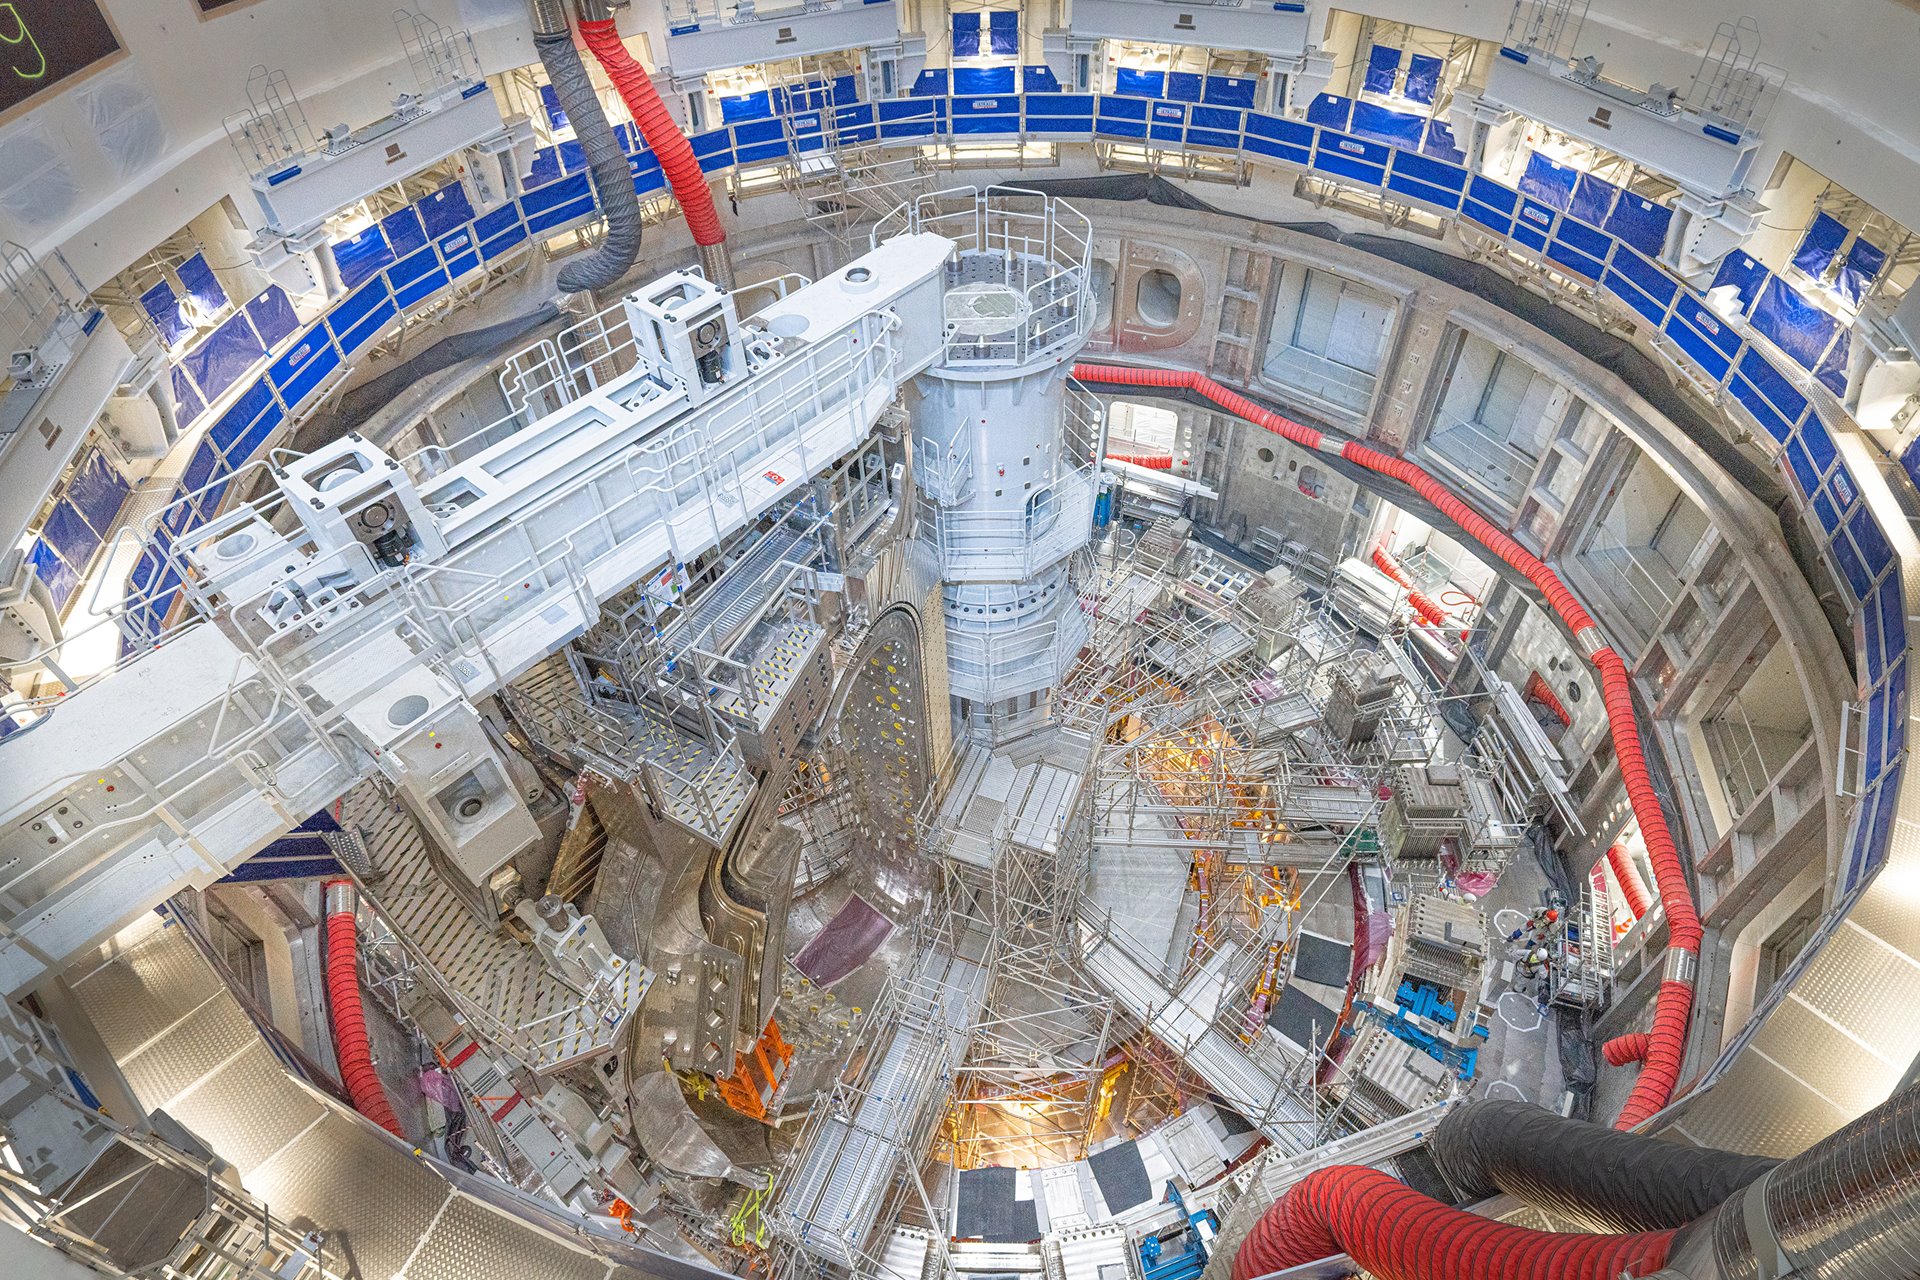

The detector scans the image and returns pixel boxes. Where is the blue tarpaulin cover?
[952,11,980,57]
[1364,45,1401,94]
[333,225,394,291]
[177,253,228,314]
[1405,54,1441,104]
[140,279,192,346]
[380,207,428,258]
[65,449,130,539]
[1793,211,1848,280]
[989,9,1017,54]
[1518,152,1578,211]
[1837,235,1887,306]
[1710,250,1767,311]
[1752,275,1841,373]
[180,311,267,404]
[417,182,477,238]
[171,365,205,425]
[245,286,299,350]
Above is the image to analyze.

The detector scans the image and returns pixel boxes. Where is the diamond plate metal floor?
[66,914,716,1280]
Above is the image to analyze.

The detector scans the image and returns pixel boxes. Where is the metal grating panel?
[167,1043,327,1172]
[71,923,224,1057]
[120,994,256,1111]
[404,1193,610,1280]
[249,1111,453,1280]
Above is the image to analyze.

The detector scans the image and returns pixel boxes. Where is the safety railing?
[876,185,1094,369]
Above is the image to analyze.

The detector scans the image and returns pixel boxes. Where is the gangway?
[1078,919,1318,1152]
[0,234,955,997]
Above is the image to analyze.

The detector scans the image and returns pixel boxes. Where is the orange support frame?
[714,1018,794,1122]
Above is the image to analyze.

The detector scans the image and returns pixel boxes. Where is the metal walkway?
[1078,922,1319,1153]
[63,915,718,1280]
[0,294,908,997]
[775,949,985,1267]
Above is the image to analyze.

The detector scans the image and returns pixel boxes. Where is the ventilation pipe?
[1235,1082,1920,1280]
[1607,842,1653,920]
[1428,1099,1778,1234]
[573,0,733,287]
[1071,363,1699,1132]
[1604,1033,1652,1066]
[528,0,642,294]
[1370,543,1454,634]
[323,879,404,1137]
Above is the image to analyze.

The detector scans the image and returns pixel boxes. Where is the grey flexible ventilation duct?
[528,1,640,294]
[1661,1077,1920,1279]
[1429,1099,1780,1234]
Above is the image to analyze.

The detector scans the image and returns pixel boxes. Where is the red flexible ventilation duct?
[1370,545,1452,632]
[1108,453,1175,469]
[1522,670,1572,727]
[1604,1033,1652,1067]
[1073,363,1703,1273]
[1606,842,1652,921]
[324,880,404,1137]
[576,17,725,249]
[1229,1166,1674,1280]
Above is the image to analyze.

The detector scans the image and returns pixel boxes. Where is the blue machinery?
[1138,1183,1219,1280]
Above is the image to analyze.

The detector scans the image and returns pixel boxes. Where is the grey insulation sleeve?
[1429,1098,1780,1234]
[534,31,641,293]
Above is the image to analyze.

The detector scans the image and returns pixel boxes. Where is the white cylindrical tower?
[881,187,1101,740]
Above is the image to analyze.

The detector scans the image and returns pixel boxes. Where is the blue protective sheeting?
[1405,54,1441,104]
[171,365,205,426]
[1817,329,1851,396]
[539,82,567,129]
[1421,118,1466,163]
[66,449,130,539]
[28,539,77,612]
[380,207,428,258]
[721,90,773,123]
[40,501,100,567]
[1165,72,1201,103]
[1604,194,1670,257]
[1837,235,1887,306]
[141,279,192,346]
[417,182,477,238]
[1709,251,1767,311]
[1349,102,1424,150]
[1306,94,1352,129]
[1115,67,1166,98]
[181,311,267,404]
[1752,275,1841,373]
[1793,211,1848,280]
[1203,76,1256,107]
[1567,172,1616,227]
[210,379,277,451]
[333,225,395,291]
[911,69,948,96]
[952,11,980,57]
[245,286,299,350]
[989,9,1017,54]
[1518,152,1578,210]
[1024,65,1061,93]
[177,253,228,314]
[1364,44,1401,94]
[954,65,1015,94]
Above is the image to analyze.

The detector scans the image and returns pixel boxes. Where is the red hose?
[1606,843,1652,920]
[1108,453,1174,469]
[1523,670,1573,728]
[1228,1166,1674,1280]
[1074,363,1704,1272]
[1371,545,1452,631]
[576,18,725,248]
[1604,1033,1652,1067]
[324,880,404,1137]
